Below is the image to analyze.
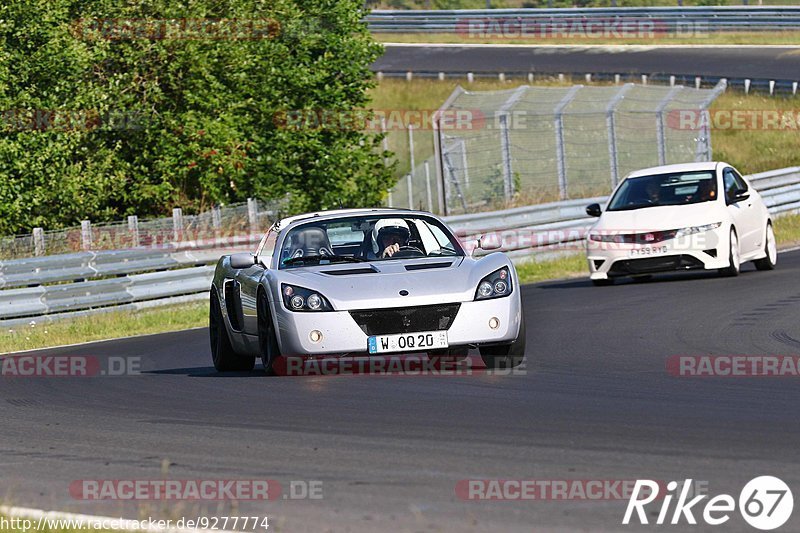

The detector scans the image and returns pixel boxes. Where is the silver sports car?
[209,208,525,374]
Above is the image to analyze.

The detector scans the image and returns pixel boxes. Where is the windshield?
[278,215,464,269]
[607,171,718,212]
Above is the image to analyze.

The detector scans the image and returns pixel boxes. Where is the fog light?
[309,330,322,343]
[488,317,500,329]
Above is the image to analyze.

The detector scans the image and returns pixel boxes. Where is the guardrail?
[366,7,800,33]
[2,166,799,326]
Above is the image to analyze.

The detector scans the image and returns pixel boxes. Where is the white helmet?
[373,218,410,249]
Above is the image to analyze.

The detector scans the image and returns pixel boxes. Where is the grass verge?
[3,213,800,354]
[0,301,208,354]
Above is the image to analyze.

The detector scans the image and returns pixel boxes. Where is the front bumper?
[586,229,730,280]
[274,296,521,356]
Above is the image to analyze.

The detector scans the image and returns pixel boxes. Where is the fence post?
[247,198,259,233]
[459,139,470,190]
[434,86,466,216]
[497,86,527,202]
[33,228,45,256]
[606,84,633,189]
[81,220,92,251]
[127,215,139,248]
[424,160,433,213]
[172,208,183,242]
[212,206,221,229]
[696,79,727,161]
[408,124,416,209]
[553,85,583,200]
[655,86,682,166]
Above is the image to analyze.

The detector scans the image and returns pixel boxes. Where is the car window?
[607,171,717,211]
[256,228,277,259]
[723,168,748,204]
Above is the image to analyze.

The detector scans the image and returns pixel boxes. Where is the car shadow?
[537,266,756,289]
[143,366,266,378]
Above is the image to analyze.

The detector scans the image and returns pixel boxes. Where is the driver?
[373,219,415,258]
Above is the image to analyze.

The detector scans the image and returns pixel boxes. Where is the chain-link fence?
[390,81,725,215]
[0,198,286,260]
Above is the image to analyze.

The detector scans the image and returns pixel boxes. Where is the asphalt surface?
[374,44,800,80]
[4,251,800,532]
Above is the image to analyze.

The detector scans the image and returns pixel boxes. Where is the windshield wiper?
[283,255,365,266]
[610,202,660,211]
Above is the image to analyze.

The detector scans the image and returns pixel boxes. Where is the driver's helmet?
[373,218,410,250]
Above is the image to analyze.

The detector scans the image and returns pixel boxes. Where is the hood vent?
[404,262,454,271]
[321,267,377,276]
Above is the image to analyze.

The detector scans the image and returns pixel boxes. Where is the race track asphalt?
[3,250,800,532]
[373,44,800,80]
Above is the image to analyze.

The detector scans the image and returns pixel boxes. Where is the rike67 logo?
[624,477,793,530]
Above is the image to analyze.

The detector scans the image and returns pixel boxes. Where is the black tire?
[718,229,740,277]
[754,222,777,271]
[210,290,255,372]
[480,319,526,370]
[257,290,281,375]
[591,278,615,286]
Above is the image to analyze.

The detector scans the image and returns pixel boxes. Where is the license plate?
[630,245,668,257]
[368,331,448,354]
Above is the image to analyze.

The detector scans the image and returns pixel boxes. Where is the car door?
[722,167,761,255]
[237,228,277,335]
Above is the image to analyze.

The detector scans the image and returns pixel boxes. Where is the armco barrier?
[366,7,800,33]
[1,166,799,326]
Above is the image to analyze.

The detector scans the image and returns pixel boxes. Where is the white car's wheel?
[719,229,740,277]
[754,223,777,271]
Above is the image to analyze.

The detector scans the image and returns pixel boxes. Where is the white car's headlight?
[675,222,722,238]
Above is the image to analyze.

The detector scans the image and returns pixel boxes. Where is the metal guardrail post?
[33,228,44,257]
[606,83,634,188]
[81,220,92,251]
[127,215,139,248]
[553,85,583,200]
[172,208,183,242]
[655,86,683,166]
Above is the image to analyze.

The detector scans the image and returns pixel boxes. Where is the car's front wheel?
[719,229,740,277]
[210,290,256,372]
[257,290,281,375]
[480,319,526,370]
[754,222,777,271]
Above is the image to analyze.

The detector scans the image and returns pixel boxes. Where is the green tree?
[0,0,393,234]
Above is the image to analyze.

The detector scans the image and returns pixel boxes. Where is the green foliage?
[0,0,393,234]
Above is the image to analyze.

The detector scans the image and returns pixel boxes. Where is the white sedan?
[585,162,776,285]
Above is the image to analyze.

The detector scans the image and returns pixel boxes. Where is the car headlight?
[675,222,722,238]
[281,284,332,312]
[475,267,513,301]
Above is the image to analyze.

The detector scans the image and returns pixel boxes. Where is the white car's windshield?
[607,171,718,211]
[279,215,463,269]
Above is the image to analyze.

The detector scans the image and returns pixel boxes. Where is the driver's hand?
[381,244,400,258]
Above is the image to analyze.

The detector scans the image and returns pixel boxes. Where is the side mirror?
[230,253,257,269]
[586,203,602,217]
[733,188,750,202]
[477,236,502,251]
